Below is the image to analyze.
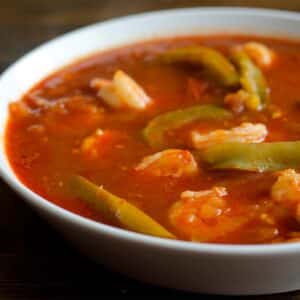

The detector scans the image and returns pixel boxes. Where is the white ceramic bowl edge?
[1,8,300,294]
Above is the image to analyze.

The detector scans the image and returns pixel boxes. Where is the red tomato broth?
[6,35,300,244]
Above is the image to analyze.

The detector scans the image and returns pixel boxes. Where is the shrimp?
[81,129,126,159]
[191,122,268,150]
[271,169,300,222]
[90,70,151,110]
[224,89,258,113]
[243,42,275,68]
[135,149,198,178]
[169,187,248,242]
[81,129,105,159]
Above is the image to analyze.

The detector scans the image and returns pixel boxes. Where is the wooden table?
[1,1,300,298]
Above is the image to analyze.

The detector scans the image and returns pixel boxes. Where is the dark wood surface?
[1,0,300,299]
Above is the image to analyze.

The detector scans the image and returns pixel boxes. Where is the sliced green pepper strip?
[160,46,240,87]
[199,141,300,172]
[143,104,233,149]
[231,49,270,110]
[70,175,176,239]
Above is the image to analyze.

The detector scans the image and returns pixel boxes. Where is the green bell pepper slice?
[231,49,270,110]
[70,175,176,239]
[143,104,233,149]
[160,46,240,87]
[200,141,300,172]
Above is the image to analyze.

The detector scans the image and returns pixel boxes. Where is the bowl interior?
[2,7,300,253]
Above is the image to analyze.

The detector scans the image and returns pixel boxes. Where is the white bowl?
[1,7,300,295]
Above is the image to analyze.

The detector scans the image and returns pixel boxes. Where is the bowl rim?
[2,6,300,256]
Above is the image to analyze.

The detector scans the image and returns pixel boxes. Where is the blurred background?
[2,0,300,71]
[0,1,300,299]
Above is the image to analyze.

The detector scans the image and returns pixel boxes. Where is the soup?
[6,35,300,244]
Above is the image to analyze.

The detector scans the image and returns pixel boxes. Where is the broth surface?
[6,35,300,244]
